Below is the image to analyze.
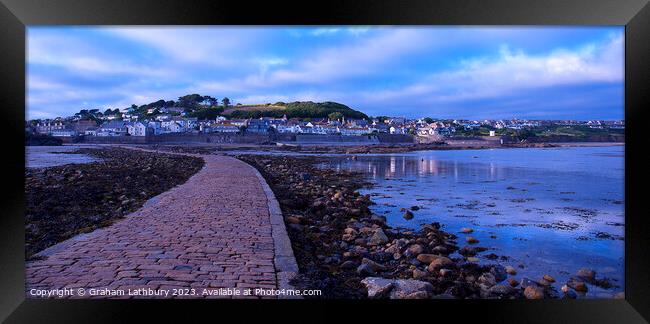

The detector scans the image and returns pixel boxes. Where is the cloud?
[27,27,624,120]
[353,34,623,107]
[103,27,266,68]
[263,29,434,85]
[28,30,173,78]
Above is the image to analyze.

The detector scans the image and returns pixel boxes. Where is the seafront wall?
[78,133,414,144]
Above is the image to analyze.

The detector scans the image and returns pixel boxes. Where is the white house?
[126,122,147,136]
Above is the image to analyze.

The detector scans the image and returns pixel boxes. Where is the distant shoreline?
[551,142,624,147]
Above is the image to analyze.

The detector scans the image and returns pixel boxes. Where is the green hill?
[225,101,369,120]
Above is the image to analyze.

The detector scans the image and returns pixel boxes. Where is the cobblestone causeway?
[26,153,289,299]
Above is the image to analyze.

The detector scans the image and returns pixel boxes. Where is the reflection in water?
[319,146,625,298]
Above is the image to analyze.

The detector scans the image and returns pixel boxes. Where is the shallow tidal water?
[26,145,99,168]
[319,145,625,298]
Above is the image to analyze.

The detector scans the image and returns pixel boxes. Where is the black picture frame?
[1,0,648,322]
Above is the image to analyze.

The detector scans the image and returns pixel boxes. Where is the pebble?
[403,210,414,220]
[505,266,517,275]
[507,278,519,287]
[460,227,474,233]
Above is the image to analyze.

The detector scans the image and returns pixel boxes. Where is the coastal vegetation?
[67,94,368,122]
[226,101,369,120]
[454,124,625,141]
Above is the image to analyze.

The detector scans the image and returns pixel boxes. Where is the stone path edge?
[247,163,302,299]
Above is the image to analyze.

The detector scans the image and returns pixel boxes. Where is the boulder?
[286,216,301,224]
[356,264,376,277]
[576,268,596,281]
[369,228,389,245]
[488,285,515,297]
[384,244,401,254]
[427,257,454,272]
[505,265,517,275]
[542,274,556,283]
[520,277,539,288]
[478,272,497,287]
[432,245,448,254]
[439,268,453,277]
[524,285,545,299]
[412,269,428,280]
[361,258,387,272]
[507,278,519,287]
[403,210,414,220]
[567,277,588,292]
[360,277,394,299]
[361,277,433,299]
[490,265,508,283]
[340,260,357,270]
[416,254,439,264]
[465,237,480,244]
[391,279,434,299]
[406,244,424,256]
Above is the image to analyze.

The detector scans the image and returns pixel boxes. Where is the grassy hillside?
[224,101,368,119]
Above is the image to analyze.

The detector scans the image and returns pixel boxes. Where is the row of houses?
[31,116,413,137]
[35,115,622,138]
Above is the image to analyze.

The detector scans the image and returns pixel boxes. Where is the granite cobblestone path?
[26,152,296,299]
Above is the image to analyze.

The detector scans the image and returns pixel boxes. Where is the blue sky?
[27,26,624,120]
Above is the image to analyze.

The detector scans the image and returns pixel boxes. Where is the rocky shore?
[25,147,204,258]
[238,154,618,299]
[143,141,561,156]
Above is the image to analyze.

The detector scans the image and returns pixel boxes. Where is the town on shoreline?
[26,96,624,146]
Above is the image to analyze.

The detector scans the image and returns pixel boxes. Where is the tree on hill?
[222,97,231,108]
[177,94,205,108]
[328,112,343,121]
[188,107,225,120]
